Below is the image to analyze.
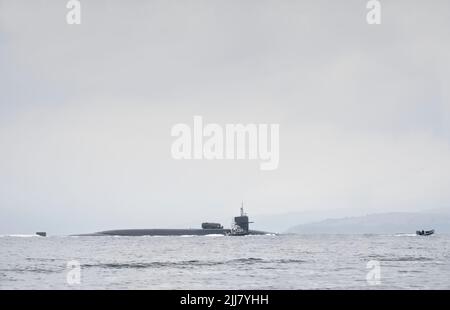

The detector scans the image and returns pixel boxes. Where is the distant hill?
[286,212,450,234]
[250,209,377,233]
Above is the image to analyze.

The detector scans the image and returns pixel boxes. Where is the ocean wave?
[0,267,62,274]
[393,234,418,237]
[83,258,307,270]
[365,255,434,262]
[0,234,40,238]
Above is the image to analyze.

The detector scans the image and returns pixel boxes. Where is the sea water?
[0,234,449,289]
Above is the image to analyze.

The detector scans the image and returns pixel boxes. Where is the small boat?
[416,229,434,236]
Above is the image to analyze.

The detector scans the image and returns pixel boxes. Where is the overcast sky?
[1,0,449,234]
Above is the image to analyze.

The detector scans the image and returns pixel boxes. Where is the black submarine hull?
[75,205,274,236]
[78,229,272,236]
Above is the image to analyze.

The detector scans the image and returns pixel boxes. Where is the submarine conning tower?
[233,202,251,233]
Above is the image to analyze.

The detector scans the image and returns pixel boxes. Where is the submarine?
[77,203,273,236]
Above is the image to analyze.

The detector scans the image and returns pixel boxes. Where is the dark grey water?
[1,234,449,289]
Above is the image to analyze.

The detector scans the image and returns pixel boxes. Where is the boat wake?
[0,234,40,238]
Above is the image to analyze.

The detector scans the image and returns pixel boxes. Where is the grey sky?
[1,0,449,234]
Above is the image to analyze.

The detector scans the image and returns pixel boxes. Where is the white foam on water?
[0,234,40,238]
[393,233,417,237]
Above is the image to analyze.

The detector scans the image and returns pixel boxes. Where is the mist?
[1,0,449,234]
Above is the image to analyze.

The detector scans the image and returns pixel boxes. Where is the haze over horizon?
[1,0,450,235]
